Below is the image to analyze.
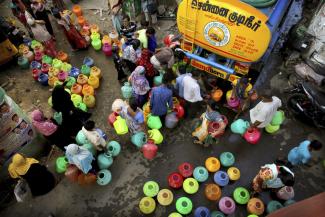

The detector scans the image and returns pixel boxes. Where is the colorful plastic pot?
[55,156,68,173]
[97,152,113,169]
[205,157,220,172]
[32,68,41,81]
[194,207,210,217]
[48,66,59,77]
[71,83,82,95]
[23,50,34,62]
[54,80,63,87]
[219,197,236,215]
[72,4,82,16]
[83,94,96,108]
[265,123,280,134]
[65,76,76,89]
[165,112,179,129]
[42,55,53,65]
[96,169,112,186]
[284,199,296,206]
[91,39,102,51]
[247,215,259,217]
[157,189,173,206]
[193,166,209,182]
[81,65,91,76]
[76,130,88,145]
[211,88,223,102]
[70,67,80,78]
[168,213,182,217]
[173,104,185,119]
[61,62,72,73]
[83,57,94,67]
[76,102,87,112]
[205,183,221,201]
[233,187,250,204]
[107,112,118,127]
[52,58,62,70]
[102,43,112,56]
[90,24,99,33]
[57,50,68,62]
[80,28,89,37]
[211,211,225,217]
[176,197,193,215]
[17,56,29,69]
[183,178,199,194]
[82,84,94,96]
[131,132,147,148]
[271,110,285,125]
[106,141,121,157]
[148,129,163,144]
[90,32,100,41]
[227,167,240,181]
[30,60,41,70]
[31,39,41,49]
[154,74,163,86]
[102,35,111,44]
[267,200,283,214]
[71,94,82,107]
[227,97,240,108]
[230,119,249,135]
[121,82,133,99]
[247,198,264,215]
[220,152,235,167]
[90,66,101,79]
[34,51,43,62]
[77,74,88,85]
[276,186,294,200]
[178,162,194,178]
[88,75,99,89]
[82,143,97,156]
[38,73,48,86]
[244,127,261,144]
[143,181,159,197]
[168,172,183,189]
[77,16,86,26]
[41,63,50,73]
[58,71,68,81]
[142,141,158,160]
[139,197,156,214]
[214,171,229,187]
[48,76,58,87]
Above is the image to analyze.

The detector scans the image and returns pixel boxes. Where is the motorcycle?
[287,81,325,128]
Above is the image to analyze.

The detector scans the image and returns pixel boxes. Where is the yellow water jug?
[82,84,94,96]
[90,66,101,79]
[148,129,163,144]
[88,75,99,89]
[83,95,96,108]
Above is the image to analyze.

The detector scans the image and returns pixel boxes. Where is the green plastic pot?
[66,76,76,89]
[82,143,97,156]
[183,178,199,194]
[233,187,250,204]
[71,94,82,107]
[284,199,296,206]
[76,130,89,145]
[211,211,225,217]
[143,181,159,197]
[267,200,283,214]
[77,102,88,112]
[106,141,121,157]
[247,215,259,217]
[42,55,53,65]
[265,123,280,134]
[176,197,193,215]
[168,212,183,217]
[81,65,91,76]
[220,152,235,167]
[147,114,162,129]
[271,110,285,125]
[55,156,68,173]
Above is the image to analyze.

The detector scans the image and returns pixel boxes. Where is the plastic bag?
[14,179,32,202]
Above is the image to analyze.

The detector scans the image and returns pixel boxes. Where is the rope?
[241,0,277,8]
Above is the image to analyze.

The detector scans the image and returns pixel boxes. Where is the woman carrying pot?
[8,153,56,196]
[128,66,151,108]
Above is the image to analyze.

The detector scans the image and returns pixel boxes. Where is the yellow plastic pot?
[148,129,163,144]
[157,189,173,206]
[205,157,220,172]
[88,75,99,89]
[227,167,241,181]
[83,95,96,108]
[265,124,280,134]
[48,76,58,87]
[90,66,102,79]
[139,197,156,214]
[82,84,94,96]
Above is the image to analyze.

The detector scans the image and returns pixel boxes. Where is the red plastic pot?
[32,68,41,81]
[168,172,183,189]
[174,104,185,119]
[244,127,261,144]
[178,162,194,178]
[142,140,158,160]
[107,112,118,127]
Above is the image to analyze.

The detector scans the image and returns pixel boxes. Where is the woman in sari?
[137,48,155,87]
[53,10,87,51]
[30,0,53,36]
[128,66,150,108]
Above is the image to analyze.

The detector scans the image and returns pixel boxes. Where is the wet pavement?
[0,1,325,217]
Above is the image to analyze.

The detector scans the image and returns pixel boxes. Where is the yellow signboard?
[177,0,272,62]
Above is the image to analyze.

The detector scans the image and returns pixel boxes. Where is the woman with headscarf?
[8,153,55,196]
[25,9,57,57]
[65,144,93,174]
[53,10,87,51]
[122,39,141,73]
[111,98,145,135]
[30,0,53,36]
[128,66,150,108]
[137,48,156,87]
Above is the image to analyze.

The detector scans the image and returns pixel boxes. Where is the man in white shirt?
[250,95,282,128]
[183,71,203,103]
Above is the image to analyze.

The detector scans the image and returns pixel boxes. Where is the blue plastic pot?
[194,206,210,217]
[193,166,209,182]
[230,119,249,135]
[30,60,41,69]
[213,171,229,187]
[220,152,235,167]
[131,132,147,148]
[96,128,107,140]
[69,67,80,78]
[38,73,48,86]
[17,56,29,69]
[106,141,121,157]
[76,130,89,145]
[97,152,114,169]
[83,57,94,67]
[267,200,283,214]
[96,169,112,186]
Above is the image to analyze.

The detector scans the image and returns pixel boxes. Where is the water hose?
[241,0,277,8]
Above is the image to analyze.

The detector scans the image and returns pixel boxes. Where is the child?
[288,140,322,166]
[146,26,157,54]
[82,120,106,151]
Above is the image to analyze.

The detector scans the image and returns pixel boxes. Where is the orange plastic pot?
[102,35,111,45]
[48,67,59,77]
[56,51,69,62]
[80,28,90,37]
[48,76,58,87]
[205,157,220,172]
[88,75,99,89]
[77,74,88,85]
[205,183,221,201]
[211,88,223,102]
[82,84,94,96]
[90,66,101,79]
[247,198,265,215]
[77,16,86,26]
[71,83,82,95]
[72,5,82,16]
[90,24,99,33]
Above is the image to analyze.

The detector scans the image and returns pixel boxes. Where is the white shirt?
[250,96,282,128]
[183,75,203,103]
[81,127,106,151]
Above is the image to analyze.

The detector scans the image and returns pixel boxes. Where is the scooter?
[287,81,325,128]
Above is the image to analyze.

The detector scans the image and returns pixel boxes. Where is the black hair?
[52,8,61,19]
[191,70,201,78]
[278,167,295,187]
[146,27,155,35]
[123,15,130,21]
[174,49,185,60]
[131,39,140,50]
[162,70,176,84]
[129,97,138,111]
[12,114,18,120]
[310,140,322,151]
[207,100,219,111]
[84,120,95,131]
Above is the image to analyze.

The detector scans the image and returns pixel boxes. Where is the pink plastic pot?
[244,127,261,144]
[227,97,240,108]
[58,71,68,81]
[34,51,43,62]
[142,140,158,160]
[41,63,50,74]
[102,43,112,56]
[219,196,236,215]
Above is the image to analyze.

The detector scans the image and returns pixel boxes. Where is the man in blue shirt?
[288,140,322,166]
[150,75,173,122]
[146,27,157,54]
